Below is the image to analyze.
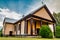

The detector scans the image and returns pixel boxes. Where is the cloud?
[0,8,22,28]
[24,1,42,15]
[0,14,5,27]
[0,14,5,21]
[0,8,22,20]
[25,0,60,14]
[0,21,3,26]
[45,0,60,13]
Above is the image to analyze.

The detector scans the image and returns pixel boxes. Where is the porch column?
[24,20,28,35]
[53,24,56,37]
[30,18,33,35]
[34,21,36,35]
[32,20,36,35]
[15,24,17,36]
[40,20,42,27]
[19,22,21,35]
[16,24,18,35]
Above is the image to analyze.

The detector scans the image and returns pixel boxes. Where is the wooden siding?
[34,8,52,21]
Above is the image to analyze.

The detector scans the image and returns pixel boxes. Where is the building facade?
[2,5,56,36]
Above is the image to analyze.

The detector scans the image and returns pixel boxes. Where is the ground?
[0,37,60,40]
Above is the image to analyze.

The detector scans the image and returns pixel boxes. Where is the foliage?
[53,12,60,25]
[0,29,3,37]
[53,12,60,38]
[55,26,60,38]
[39,25,53,38]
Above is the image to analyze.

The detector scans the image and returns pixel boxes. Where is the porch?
[13,14,55,36]
[24,14,55,36]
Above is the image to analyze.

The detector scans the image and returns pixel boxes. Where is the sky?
[0,0,60,29]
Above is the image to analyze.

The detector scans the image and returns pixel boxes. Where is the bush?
[0,29,3,37]
[55,26,60,38]
[39,25,53,38]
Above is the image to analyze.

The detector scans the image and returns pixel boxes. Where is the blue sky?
[0,0,42,14]
[0,0,60,29]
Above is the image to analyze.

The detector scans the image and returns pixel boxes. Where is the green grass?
[0,37,60,40]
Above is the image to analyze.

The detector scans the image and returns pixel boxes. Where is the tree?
[55,26,60,38]
[0,29,3,37]
[53,12,60,38]
[53,12,60,26]
[39,25,53,38]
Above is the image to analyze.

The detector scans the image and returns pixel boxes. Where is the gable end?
[32,5,56,23]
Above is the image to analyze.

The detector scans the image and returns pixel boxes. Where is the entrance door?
[37,29,40,35]
[9,31,13,36]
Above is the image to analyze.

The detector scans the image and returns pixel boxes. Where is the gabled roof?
[32,5,56,22]
[4,18,18,23]
[15,5,56,23]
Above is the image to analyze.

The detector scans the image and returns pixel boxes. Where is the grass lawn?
[0,37,60,40]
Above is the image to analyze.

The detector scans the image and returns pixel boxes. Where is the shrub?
[55,26,60,38]
[39,25,53,38]
[0,29,3,37]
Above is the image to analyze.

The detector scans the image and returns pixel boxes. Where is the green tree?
[39,25,53,38]
[53,12,60,26]
[55,26,60,38]
[53,12,60,38]
[0,29,3,37]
